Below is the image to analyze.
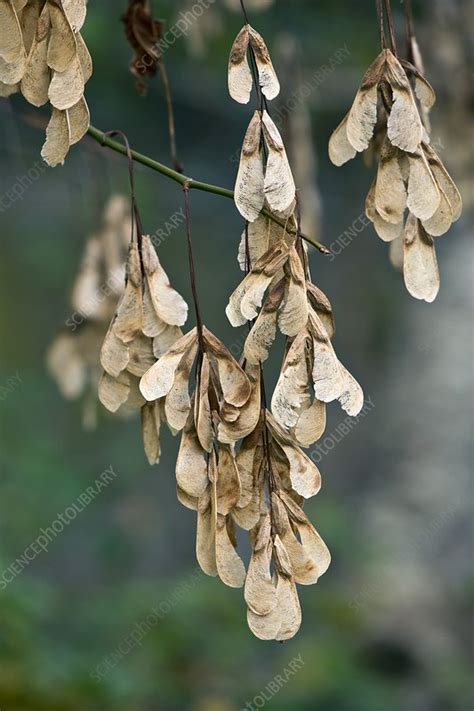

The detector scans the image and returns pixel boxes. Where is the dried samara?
[0,0,92,165]
[329,47,462,302]
[99,233,187,464]
[47,194,131,429]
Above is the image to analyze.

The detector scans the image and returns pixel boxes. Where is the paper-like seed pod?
[406,150,440,221]
[234,111,265,222]
[41,107,70,166]
[248,26,280,101]
[47,1,77,73]
[48,52,84,109]
[403,213,440,303]
[384,50,423,153]
[228,25,252,104]
[261,111,296,214]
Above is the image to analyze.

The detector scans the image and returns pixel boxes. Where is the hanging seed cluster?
[329,46,462,302]
[0,0,92,165]
[47,194,131,429]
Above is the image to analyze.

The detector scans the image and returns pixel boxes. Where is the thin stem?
[376,0,387,50]
[157,59,182,173]
[103,129,143,243]
[87,125,329,254]
[183,184,204,350]
[384,0,398,56]
[239,0,249,24]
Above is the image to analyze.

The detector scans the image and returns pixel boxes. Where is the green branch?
[86,125,329,255]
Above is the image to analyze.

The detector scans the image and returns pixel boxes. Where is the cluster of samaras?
[95,23,364,641]
[0,0,91,165]
[329,47,462,302]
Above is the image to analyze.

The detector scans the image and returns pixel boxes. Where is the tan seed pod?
[328,114,357,166]
[384,50,423,153]
[423,145,462,222]
[47,0,77,72]
[141,235,188,327]
[113,242,143,343]
[203,327,252,408]
[41,107,70,166]
[216,447,241,515]
[176,419,209,498]
[247,574,301,641]
[140,328,197,401]
[261,111,296,214]
[62,0,86,32]
[215,514,246,588]
[422,185,453,237]
[141,401,161,465]
[226,241,290,326]
[21,4,51,106]
[164,342,197,432]
[278,247,308,337]
[245,541,277,615]
[407,150,440,221]
[98,370,130,413]
[228,25,252,104]
[75,31,92,82]
[234,110,265,222]
[48,51,84,110]
[67,96,90,144]
[374,140,407,224]
[196,484,218,577]
[248,26,280,101]
[403,214,439,303]
[0,0,24,65]
[100,322,130,378]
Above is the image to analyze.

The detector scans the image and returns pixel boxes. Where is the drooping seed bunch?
[46,194,131,429]
[99,232,188,464]
[0,0,92,165]
[328,2,462,302]
[186,16,363,639]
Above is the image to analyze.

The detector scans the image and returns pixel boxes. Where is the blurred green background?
[0,1,472,709]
